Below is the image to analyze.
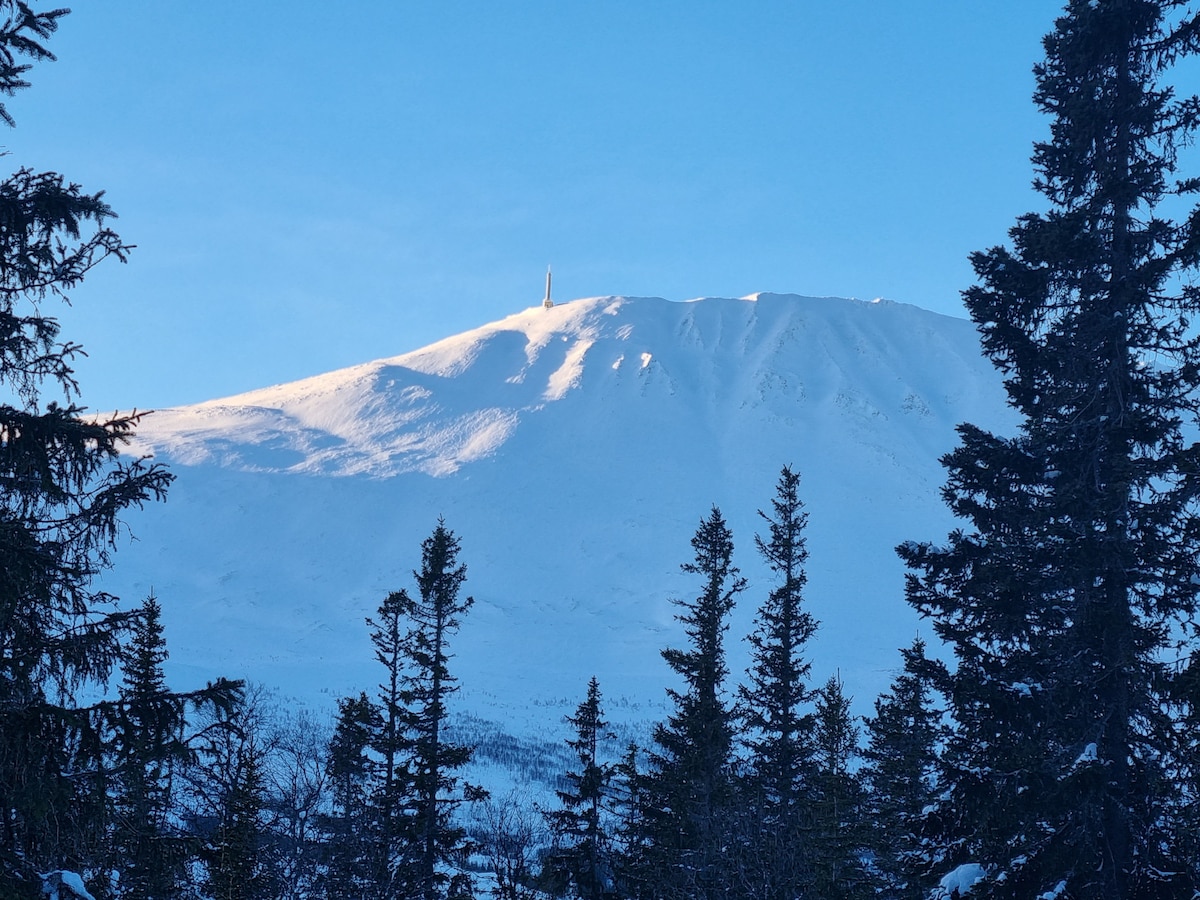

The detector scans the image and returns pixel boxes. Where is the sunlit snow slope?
[105,293,1016,737]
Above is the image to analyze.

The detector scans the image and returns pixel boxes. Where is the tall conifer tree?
[396,520,481,900]
[608,744,650,900]
[735,465,819,900]
[809,675,868,900]
[861,638,940,900]
[110,593,193,898]
[0,8,242,894]
[321,693,382,900]
[899,2,1200,896]
[109,605,240,899]
[543,677,616,900]
[639,507,744,900]
[367,588,414,895]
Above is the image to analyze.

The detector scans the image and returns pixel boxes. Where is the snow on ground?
[936,863,986,898]
[41,871,97,900]
[102,293,1016,769]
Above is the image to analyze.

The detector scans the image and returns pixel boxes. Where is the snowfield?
[101,293,1015,756]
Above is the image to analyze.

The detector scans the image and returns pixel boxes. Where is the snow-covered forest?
[6,2,1200,899]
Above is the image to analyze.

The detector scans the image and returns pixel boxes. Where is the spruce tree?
[107,608,241,900]
[861,638,940,900]
[178,688,277,900]
[204,741,269,900]
[736,465,819,900]
[810,675,868,900]
[321,693,383,900]
[543,677,616,900]
[109,594,186,899]
[0,8,243,894]
[106,603,240,898]
[396,520,482,900]
[639,507,745,900]
[607,744,650,900]
[898,2,1200,896]
[367,588,415,895]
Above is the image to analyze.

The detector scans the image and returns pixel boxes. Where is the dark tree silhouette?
[861,638,941,900]
[899,2,1200,896]
[0,7,239,895]
[543,677,617,900]
[395,521,482,900]
[639,507,744,900]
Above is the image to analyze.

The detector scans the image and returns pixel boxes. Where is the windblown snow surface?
[102,293,1016,787]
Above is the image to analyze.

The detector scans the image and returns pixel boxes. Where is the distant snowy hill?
[102,293,1016,749]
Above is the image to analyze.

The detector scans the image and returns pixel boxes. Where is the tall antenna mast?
[543,266,554,309]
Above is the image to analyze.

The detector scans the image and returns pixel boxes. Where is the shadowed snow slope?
[105,293,1016,740]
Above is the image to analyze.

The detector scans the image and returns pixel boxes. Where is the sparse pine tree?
[898,2,1200,896]
[396,520,482,900]
[367,588,415,895]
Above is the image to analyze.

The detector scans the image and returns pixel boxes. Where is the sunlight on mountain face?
[106,293,1016,743]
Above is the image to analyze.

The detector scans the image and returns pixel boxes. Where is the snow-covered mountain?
[102,293,1016,744]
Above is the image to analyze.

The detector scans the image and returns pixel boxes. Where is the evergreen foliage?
[810,675,868,900]
[393,520,482,900]
[861,638,940,900]
[0,7,241,895]
[13,4,1200,898]
[639,506,745,900]
[739,465,818,809]
[204,741,269,900]
[543,677,616,900]
[898,1,1200,896]
[607,743,650,900]
[179,690,275,900]
[108,593,195,899]
[366,588,414,894]
[105,604,240,900]
[321,521,482,900]
[321,692,382,900]
[735,465,819,900]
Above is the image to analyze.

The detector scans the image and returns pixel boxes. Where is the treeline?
[166,468,942,900]
[522,468,943,900]
[1,470,939,900]
[10,1,1200,899]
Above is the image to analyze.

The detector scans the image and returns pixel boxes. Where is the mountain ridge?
[103,292,1016,743]
[127,293,1003,478]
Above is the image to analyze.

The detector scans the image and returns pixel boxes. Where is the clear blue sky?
[6,2,1061,411]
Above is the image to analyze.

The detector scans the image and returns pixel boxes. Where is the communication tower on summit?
[543,266,554,309]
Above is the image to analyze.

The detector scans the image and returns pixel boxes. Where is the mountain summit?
[109,294,1014,732]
